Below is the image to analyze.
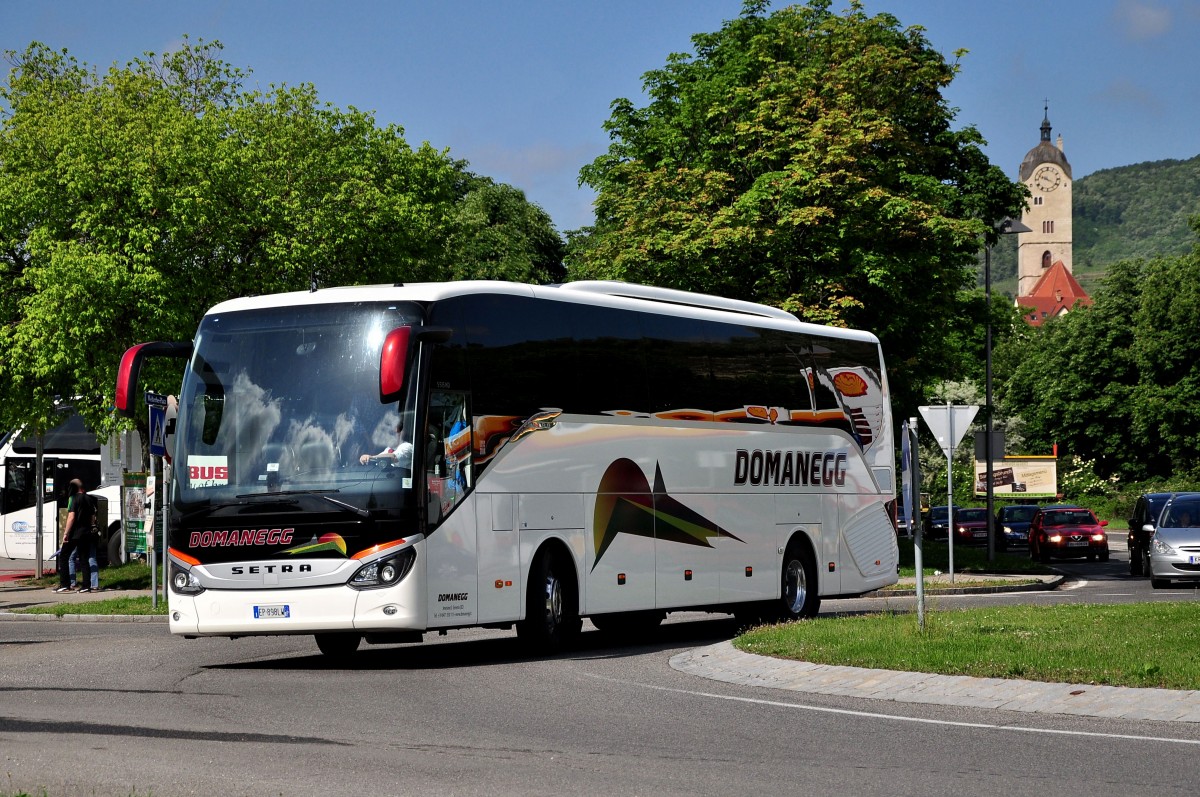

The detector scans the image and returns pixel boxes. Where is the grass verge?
[897,537,1052,577]
[26,560,154,591]
[17,595,168,616]
[736,602,1200,690]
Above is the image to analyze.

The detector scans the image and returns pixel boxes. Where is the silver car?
[1146,493,1200,589]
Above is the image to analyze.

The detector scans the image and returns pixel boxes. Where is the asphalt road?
[3,542,1200,797]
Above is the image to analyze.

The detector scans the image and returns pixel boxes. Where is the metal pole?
[35,433,45,577]
[946,400,955,583]
[985,243,996,562]
[161,460,169,603]
[909,419,925,630]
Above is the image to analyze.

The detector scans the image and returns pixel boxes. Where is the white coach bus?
[0,415,121,563]
[116,280,898,656]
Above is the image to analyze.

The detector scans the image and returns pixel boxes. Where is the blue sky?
[5,0,1199,233]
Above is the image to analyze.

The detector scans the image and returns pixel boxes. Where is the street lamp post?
[985,218,1031,562]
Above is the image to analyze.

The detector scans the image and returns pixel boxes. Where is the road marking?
[588,675,1200,747]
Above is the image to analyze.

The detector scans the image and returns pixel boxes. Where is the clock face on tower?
[1033,166,1062,192]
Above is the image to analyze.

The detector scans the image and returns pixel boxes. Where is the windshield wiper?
[237,489,371,518]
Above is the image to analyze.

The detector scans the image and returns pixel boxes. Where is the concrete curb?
[670,640,1200,723]
[0,610,166,623]
[867,574,1066,597]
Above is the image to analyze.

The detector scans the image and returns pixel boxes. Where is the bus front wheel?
[517,550,581,652]
[778,541,820,621]
[315,632,361,658]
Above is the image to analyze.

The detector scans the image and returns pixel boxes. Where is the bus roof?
[205,280,881,344]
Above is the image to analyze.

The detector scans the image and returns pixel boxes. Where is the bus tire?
[517,549,581,652]
[589,610,663,638]
[777,539,820,621]
[315,632,361,658]
[107,528,123,568]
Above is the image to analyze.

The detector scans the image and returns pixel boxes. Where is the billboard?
[974,455,1057,499]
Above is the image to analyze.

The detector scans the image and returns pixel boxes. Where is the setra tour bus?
[115,280,898,656]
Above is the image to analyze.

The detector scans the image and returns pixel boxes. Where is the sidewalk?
[0,563,165,621]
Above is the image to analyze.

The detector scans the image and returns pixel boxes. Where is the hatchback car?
[951,507,992,547]
[1028,505,1109,562]
[997,504,1039,548]
[1144,492,1200,589]
[1127,492,1172,576]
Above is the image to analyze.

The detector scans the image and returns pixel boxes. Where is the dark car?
[997,504,1040,548]
[924,505,958,540]
[1127,492,1172,576]
[951,507,991,547]
[1028,504,1109,562]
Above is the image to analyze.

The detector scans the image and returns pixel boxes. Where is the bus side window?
[426,390,471,523]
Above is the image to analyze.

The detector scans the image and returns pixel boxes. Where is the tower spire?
[1041,100,1052,142]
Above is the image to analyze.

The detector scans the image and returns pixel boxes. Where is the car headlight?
[1047,534,1063,543]
[1151,537,1176,556]
[169,561,205,596]
[1003,526,1014,534]
[350,547,417,589]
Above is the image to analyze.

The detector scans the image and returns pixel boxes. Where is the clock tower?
[1017,107,1073,297]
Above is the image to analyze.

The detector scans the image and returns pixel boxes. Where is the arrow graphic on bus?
[592,458,742,569]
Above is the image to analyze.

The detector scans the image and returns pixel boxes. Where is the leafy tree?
[444,178,566,284]
[0,39,563,449]
[568,0,1026,414]
[996,229,1200,484]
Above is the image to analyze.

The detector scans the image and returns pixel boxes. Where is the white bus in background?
[0,415,123,564]
[117,280,898,657]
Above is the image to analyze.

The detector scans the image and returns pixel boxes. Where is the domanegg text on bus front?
[734,449,848,487]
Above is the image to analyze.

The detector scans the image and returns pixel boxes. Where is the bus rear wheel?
[517,550,580,652]
[315,632,361,658]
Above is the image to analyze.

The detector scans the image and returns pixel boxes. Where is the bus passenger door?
[476,493,521,623]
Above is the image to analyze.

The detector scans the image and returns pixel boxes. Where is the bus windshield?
[174,301,423,516]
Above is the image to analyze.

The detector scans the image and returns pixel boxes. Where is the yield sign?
[918,405,979,457]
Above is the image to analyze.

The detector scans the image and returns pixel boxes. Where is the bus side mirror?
[115,342,194,416]
[379,327,412,403]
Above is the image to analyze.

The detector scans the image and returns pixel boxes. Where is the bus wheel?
[106,528,123,568]
[589,610,663,638]
[315,632,361,658]
[517,551,581,652]
[778,541,820,621]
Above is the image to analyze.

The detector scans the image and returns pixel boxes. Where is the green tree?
[995,243,1200,483]
[444,178,566,284]
[568,0,1026,414]
[0,39,563,447]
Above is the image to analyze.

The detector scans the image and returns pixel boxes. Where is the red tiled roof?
[1016,260,1092,326]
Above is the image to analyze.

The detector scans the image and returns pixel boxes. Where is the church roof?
[1016,261,1092,326]
[1019,108,1072,181]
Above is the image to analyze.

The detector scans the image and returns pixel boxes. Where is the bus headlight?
[350,547,416,589]
[169,561,205,596]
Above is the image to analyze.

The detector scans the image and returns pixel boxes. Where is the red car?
[951,507,991,547]
[1028,505,1109,562]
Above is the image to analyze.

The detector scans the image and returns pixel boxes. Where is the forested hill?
[988,153,1200,297]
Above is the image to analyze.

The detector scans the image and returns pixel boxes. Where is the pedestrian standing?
[56,479,99,593]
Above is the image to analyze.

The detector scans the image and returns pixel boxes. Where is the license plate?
[254,604,291,619]
[973,532,987,538]
[1067,540,1087,547]
[1189,556,1200,565]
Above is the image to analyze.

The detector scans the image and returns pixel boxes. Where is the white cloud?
[1113,0,1172,41]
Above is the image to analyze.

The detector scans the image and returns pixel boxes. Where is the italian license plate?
[1189,555,1200,565]
[973,532,987,538]
[1067,540,1087,547]
[253,604,291,619]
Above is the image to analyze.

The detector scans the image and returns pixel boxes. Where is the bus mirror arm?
[115,341,194,416]
[415,327,453,344]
